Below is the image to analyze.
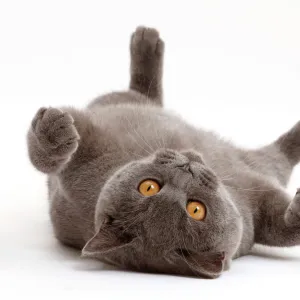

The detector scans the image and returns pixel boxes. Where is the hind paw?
[130,26,164,57]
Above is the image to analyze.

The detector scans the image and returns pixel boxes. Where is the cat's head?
[82,149,242,278]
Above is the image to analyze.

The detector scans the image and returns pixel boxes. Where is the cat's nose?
[190,164,218,189]
[176,163,192,174]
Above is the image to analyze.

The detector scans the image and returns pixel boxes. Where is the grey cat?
[27,26,300,279]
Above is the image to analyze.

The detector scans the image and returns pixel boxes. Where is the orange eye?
[186,201,206,221]
[139,180,161,196]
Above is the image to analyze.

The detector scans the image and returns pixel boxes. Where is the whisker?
[123,115,153,156]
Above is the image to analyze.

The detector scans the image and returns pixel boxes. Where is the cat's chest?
[92,105,196,155]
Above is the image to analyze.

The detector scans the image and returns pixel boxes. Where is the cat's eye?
[139,180,161,196]
[186,201,206,221]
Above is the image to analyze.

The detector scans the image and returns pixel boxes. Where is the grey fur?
[27,26,300,278]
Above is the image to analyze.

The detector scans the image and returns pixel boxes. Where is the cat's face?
[83,149,242,278]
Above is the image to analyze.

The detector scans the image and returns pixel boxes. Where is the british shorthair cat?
[27,26,300,278]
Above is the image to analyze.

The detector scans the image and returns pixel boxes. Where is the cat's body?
[28,27,300,278]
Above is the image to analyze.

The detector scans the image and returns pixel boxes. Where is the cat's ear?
[185,251,225,279]
[82,224,135,258]
[181,150,205,164]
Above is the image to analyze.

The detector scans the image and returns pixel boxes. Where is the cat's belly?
[88,103,234,160]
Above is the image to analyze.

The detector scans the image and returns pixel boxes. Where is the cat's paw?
[285,189,300,226]
[31,107,79,158]
[130,26,164,58]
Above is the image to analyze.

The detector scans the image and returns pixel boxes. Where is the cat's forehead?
[112,157,185,183]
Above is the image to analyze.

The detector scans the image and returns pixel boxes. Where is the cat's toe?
[31,107,47,131]
[48,115,78,148]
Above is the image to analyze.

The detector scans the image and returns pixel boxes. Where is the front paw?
[285,189,300,226]
[31,107,79,158]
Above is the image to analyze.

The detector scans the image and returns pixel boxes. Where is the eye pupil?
[147,185,152,191]
[193,207,198,214]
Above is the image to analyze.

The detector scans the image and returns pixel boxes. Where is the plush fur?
[27,26,300,278]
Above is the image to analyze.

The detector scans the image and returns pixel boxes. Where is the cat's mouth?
[173,247,226,278]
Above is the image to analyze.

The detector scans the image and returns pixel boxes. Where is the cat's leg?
[275,121,300,167]
[129,26,164,105]
[28,107,120,248]
[88,26,164,109]
[254,186,300,247]
[244,121,300,186]
[27,107,118,174]
[27,107,80,173]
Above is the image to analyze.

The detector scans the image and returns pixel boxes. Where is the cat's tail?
[275,121,300,167]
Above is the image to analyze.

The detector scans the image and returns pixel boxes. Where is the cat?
[27,26,300,279]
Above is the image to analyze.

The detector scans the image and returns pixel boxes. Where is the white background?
[0,0,300,299]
